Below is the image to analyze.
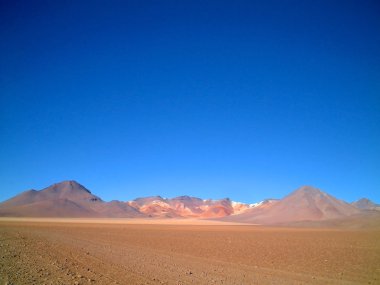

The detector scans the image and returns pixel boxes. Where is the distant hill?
[1,181,379,226]
[223,186,360,224]
[352,198,380,211]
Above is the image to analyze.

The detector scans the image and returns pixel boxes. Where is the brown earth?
[1,219,380,285]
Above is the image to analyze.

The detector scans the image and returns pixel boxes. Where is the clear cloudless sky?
[0,0,379,203]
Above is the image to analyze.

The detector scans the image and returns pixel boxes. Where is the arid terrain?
[1,219,380,285]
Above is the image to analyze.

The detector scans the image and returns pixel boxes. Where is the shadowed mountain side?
[0,199,97,217]
[0,181,102,208]
[222,186,360,224]
[86,201,145,218]
[169,196,204,214]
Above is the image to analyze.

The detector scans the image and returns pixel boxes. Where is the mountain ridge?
[0,181,378,224]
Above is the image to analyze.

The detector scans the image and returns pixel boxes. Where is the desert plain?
[1,218,380,285]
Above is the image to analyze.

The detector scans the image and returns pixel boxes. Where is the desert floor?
[0,218,379,285]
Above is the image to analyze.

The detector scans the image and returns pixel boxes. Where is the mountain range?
[0,180,379,225]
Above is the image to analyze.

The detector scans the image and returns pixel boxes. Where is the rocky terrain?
[1,219,380,285]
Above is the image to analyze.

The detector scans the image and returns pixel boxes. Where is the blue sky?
[1,0,379,203]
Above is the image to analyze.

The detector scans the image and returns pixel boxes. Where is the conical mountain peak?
[37,180,102,202]
[293,185,324,195]
[49,180,91,193]
[352,198,379,210]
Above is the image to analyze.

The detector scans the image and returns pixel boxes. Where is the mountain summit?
[278,185,360,220]
[36,180,101,202]
[352,198,380,211]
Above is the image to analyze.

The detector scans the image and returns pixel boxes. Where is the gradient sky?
[1,0,379,204]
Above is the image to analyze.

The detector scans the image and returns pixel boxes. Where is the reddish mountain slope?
[0,181,142,218]
[0,199,96,217]
[225,186,359,224]
[127,196,243,218]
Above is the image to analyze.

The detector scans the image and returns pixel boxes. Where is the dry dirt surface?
[1,219,380,285]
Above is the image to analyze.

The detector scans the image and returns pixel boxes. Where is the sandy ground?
[1,219,380,285]
[0,217,246,226]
